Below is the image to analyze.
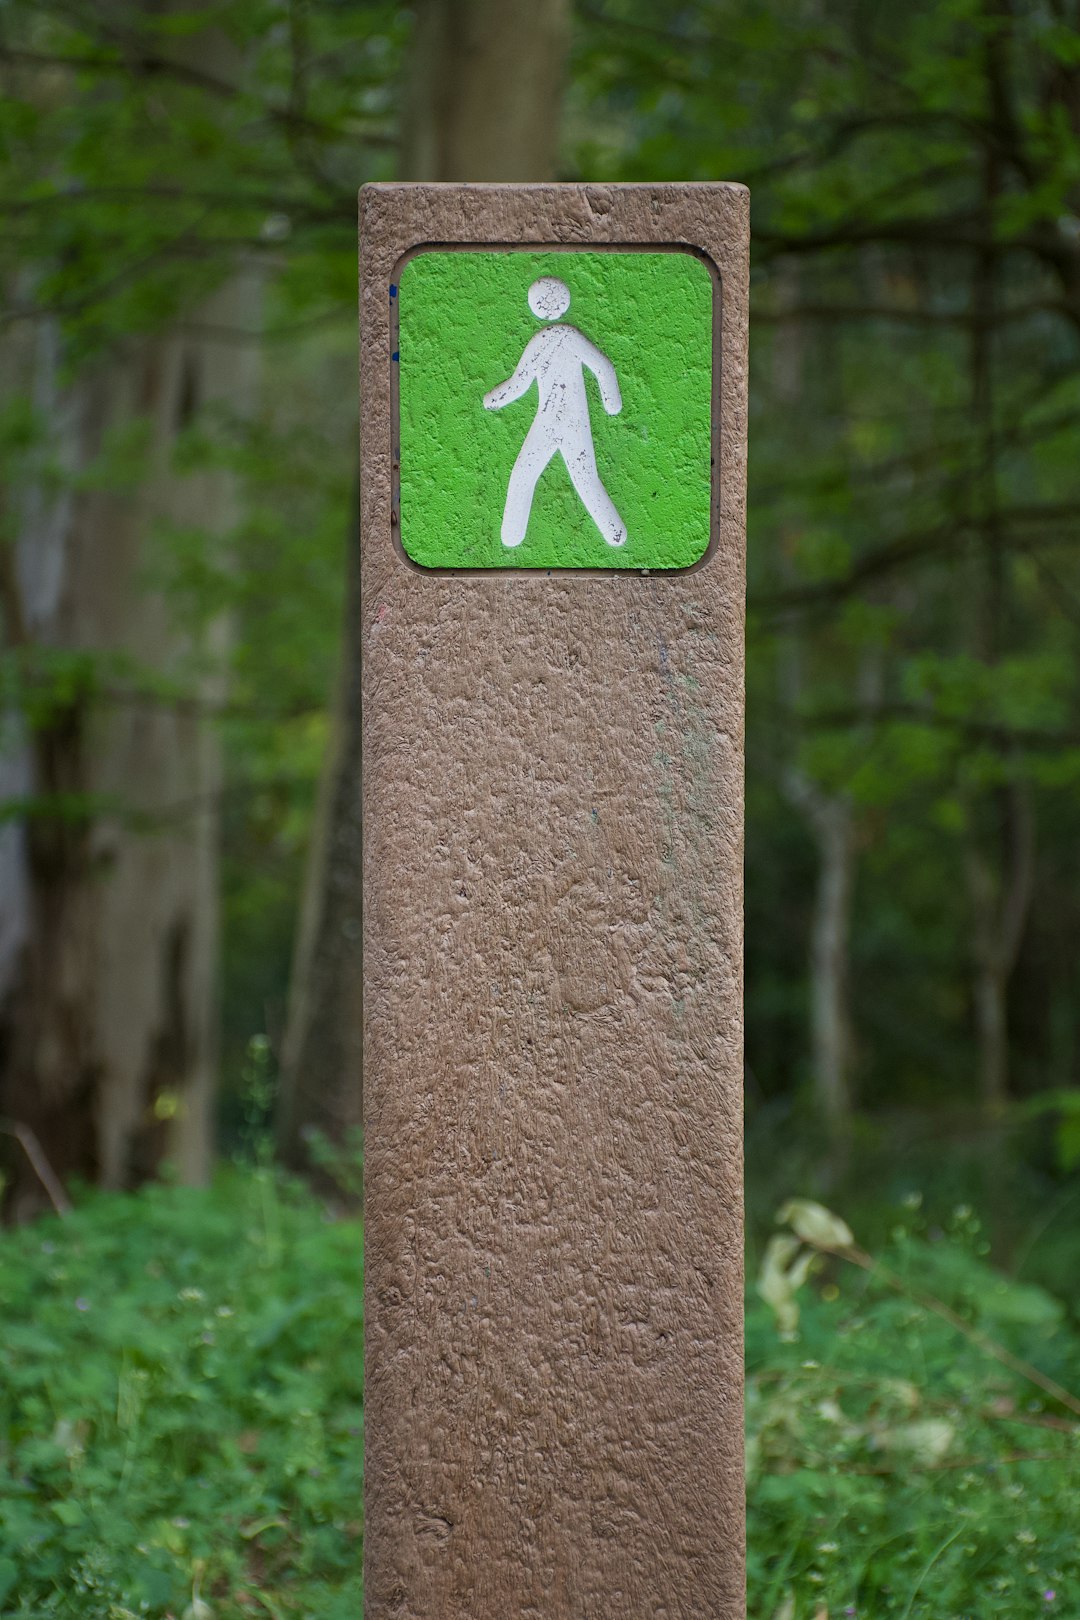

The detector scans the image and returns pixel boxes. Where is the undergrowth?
[748,1197,1080,1618]
[1,1170,1079,1617]
[0,1169,362,1619]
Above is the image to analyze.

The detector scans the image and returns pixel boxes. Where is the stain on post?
[360,182,749,1619]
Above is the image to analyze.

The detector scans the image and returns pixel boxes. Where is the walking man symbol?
[483,277,627,550]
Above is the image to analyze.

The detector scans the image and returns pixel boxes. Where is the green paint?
[396,249,714,570]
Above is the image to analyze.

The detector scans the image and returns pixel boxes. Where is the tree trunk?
[402,0,569,181]
[810,793,856,1130]
[961,83,1035,1112]
[773,266,860,1143]
[965,782,1035,1110]
[276,484,364,1171]
[784,770,856,1135]
[276,0,571,1176]
[0,278,259,1217]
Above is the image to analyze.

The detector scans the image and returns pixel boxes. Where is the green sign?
[395,249,714,571]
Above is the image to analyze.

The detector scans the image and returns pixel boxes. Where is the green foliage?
[4,1174,1080,1618]
[748,1195,1080,1619]
[1,3,396,1128]
[302,1130,364,1206]
[0,1171,362,1619]
[1020,1089,1080,1172]
[572,0,1080,1110]
[210,339,356,1118]
[5,0,1080,1120]
[0,2,407,363]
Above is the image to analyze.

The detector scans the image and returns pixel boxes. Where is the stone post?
[360,182,748,1619]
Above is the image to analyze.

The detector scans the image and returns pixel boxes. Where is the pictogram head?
[528,277,571,321]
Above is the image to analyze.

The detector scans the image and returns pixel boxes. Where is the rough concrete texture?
[397,248,714,569]
[360,183,748,1620]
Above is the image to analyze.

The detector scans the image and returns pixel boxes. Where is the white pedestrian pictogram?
[483,277,627,549]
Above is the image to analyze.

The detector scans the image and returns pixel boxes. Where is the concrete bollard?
[360,181,748,1619]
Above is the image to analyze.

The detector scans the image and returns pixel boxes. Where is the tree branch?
[754,504,1080,617]
[752,298,1072,328]
[0,1118,72,1216]
[798,702,1080,753]
[0,43,397,149]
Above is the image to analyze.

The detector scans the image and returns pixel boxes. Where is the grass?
[1,1167,1079,1617]
[0,1168,362,1619]
[747,1196,1080,1618]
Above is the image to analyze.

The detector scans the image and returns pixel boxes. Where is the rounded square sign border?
[389,241,724,579]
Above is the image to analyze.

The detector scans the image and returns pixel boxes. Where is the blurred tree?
[574,0,1080,1117]
[4,0,1080,1208]
[403,0,570,179]
[276,0,572,1174]
[0,276,258,1210]
[0,15,263,1210]
[770,266,862,1141]
[0,1,401,1206]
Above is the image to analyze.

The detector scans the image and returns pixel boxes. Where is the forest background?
[3,2,1080,1617]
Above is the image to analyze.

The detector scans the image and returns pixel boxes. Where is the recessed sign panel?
[395,249,715,570]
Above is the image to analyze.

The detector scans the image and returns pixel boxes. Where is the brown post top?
[361,183,748,1619]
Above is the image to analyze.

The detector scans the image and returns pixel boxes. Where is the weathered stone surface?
[360,182,749,1620]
